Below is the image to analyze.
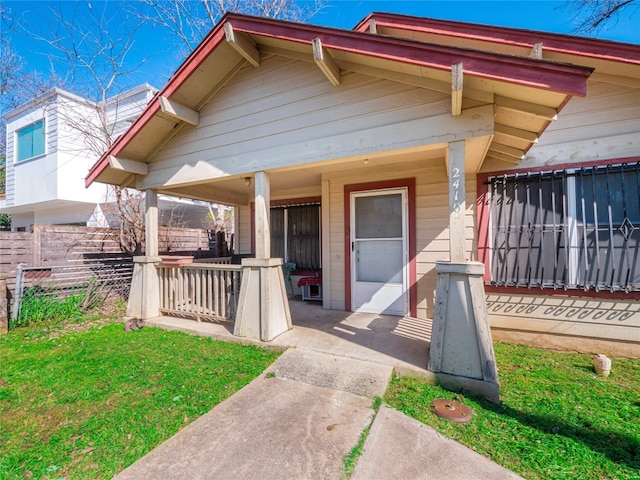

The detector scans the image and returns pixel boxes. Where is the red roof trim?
[356,12,640,65]
[229,14,591,95]
[86,13,592,187]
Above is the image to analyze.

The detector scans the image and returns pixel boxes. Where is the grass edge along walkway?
[342,396,383,479]
[0,323,280,479]
[385,342,640,480]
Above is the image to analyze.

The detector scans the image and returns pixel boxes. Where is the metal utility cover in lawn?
[431,398,472,423]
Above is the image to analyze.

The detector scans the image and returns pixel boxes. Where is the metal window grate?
[488,162,640,292]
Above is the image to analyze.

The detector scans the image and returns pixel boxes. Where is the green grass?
[0,321,280,479]
[342,396,383,479]
[385,343,640,480]
[12,290,86,329]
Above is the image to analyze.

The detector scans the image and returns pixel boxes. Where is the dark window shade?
[270,204,320,270]
[489,163,639,292]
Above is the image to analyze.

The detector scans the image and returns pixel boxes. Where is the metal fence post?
[11,263,25,323]
[0,276,7,333]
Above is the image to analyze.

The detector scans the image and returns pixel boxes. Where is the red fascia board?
[86,13,592,187]
[229,15,592,96]
[357,12,640,66]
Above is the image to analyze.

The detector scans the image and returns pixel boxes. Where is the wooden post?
[11,264,25,324]
[321,179,331,309]
[254,171,271,259]
[145,189,159,257]
[31,224,42,266]
[235,173,292,341]
[447,141,466,262]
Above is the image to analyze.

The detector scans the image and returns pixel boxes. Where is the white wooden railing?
[157,263,242,322]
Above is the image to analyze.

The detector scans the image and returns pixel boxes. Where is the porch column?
[254,171,270,259]
[145,189,159,257]
[124,189,161,323]
[428,140,500,403]
[234,171,292,341]
[321,179,331,310]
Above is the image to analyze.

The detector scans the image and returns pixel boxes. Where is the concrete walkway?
[115,349,391,479]
[116,303,522,479]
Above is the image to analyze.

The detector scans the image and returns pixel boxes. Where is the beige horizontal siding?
[237,205,252,254]
[151,55,450,179]
[512,81,640,169]
[487,294,640,346]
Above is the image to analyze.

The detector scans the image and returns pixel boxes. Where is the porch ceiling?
[86,13,593,194]
[156,144,448,205]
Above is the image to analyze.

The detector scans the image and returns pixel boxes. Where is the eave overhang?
[355,12,640,75]
[86,12,593,189]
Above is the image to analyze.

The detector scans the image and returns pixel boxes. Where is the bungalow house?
[86,11,639,372]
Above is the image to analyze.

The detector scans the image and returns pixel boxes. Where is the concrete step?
[266,348,393,399]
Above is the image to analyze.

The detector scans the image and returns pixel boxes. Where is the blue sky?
[317,0,639,40]
[4,0,640,98]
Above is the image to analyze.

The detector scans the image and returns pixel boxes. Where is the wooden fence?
[0,224,218,314]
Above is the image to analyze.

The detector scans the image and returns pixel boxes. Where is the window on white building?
[16,120,45,161]
[487,162,639,292]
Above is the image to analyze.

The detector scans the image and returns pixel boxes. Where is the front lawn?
[0,321,280,479]
[385,343,640,480]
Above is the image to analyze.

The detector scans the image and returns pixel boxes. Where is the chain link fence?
[11,259,133,328]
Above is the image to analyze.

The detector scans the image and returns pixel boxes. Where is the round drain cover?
[430,399,472,423]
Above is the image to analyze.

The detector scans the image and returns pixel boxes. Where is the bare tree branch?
[561,0,638,35]
[134,0,325,55]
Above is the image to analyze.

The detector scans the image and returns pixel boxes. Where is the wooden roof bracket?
[495,123,539,143]
[108,155,149,176]
[495,95,558,121]
[451,62,463,116]
[224,22,260,67]
[530,42,543,59]
[313,38,341,86]
[159,96,199,126]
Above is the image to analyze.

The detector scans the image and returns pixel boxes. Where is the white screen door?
[351,188,408,315]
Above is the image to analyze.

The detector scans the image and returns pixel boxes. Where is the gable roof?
[86,12,596,188]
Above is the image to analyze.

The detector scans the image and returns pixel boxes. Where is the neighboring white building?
[0,85,213,231]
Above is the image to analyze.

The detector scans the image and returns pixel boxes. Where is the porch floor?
[147,299,432,374]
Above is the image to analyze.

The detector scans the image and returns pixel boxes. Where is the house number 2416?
[451,167,461,213]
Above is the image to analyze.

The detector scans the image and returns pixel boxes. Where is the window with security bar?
[487,162,640,292]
